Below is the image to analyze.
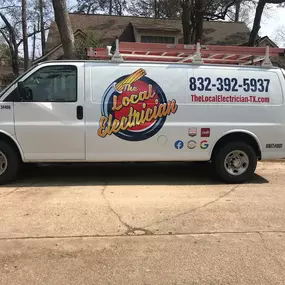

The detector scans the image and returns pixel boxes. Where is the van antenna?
[111,39,124,62]
[261,45,273,67]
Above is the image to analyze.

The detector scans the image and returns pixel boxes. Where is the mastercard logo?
[97,68,178,141]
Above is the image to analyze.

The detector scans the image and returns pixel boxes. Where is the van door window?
[19,65,77,102]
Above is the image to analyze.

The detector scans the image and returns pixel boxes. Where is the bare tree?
[77,0,101,13]
[113,0,127,15]
[0,0,52,76]
[235,0,241,21]
[109,0,113,14]
[31,0,53,58]
[274,25,285,46]
[226,0,252,25]
[52,0,75,59]
[39,0,45,55]
[180,0,238,44]
[0,12,20,76]
[32,24,36,61]
[76,0,126,15]
[248,0,285,46]
[180,0,191,44]
[22,0,29,70]
[194,0,204,43]
[128,0,180,18]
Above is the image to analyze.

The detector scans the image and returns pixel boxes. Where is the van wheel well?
[0,133,22,161]
[211,132,261,161]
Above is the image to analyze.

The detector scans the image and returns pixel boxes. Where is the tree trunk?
[248,0,266,46]
[22,0,29,70]
[109,0,113,15]
[52,0,75,59]
[235,0,241,22]
[154,0,158,18]
[11,52,19,77]
[39,0,45,55]
[32,24,36,62]
[181,0,191,44]
[194,0,204,44]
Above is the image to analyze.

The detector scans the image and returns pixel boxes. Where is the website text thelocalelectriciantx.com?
[191,94,270,103]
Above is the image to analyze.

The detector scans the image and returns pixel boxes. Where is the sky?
[253,5,285,46]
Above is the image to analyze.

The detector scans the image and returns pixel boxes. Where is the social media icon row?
[174,140,209,150]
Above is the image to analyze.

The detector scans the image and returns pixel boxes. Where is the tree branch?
[0,11,19,76]
[0,5,22,10]
[0,11,18,51]
[0,29,12,51]
[266,0,285,3]
[204,0,237,20]
[17,27,49,47]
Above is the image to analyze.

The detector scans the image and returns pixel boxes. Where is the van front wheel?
[212,141,257,184]
[0,141,20,185]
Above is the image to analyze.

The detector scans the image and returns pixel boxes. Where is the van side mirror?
[17,82,33,101]
[18,82,24,93]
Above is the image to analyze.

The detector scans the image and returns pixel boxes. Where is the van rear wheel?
[212,141,257,184]
[0,141,20,185]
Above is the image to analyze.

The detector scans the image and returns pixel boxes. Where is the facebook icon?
[174,140,184,149]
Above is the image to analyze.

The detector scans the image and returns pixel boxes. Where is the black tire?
[0,141,20,185]
[212,141,257,184]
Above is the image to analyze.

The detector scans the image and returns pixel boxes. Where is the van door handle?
[77,106,83,120]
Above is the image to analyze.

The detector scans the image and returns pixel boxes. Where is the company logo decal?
[200,140,209,149]
[188,128,197,137]
[175,140,184,149]
[187,140,196,149]
[97,68,178,141]
[201,128,210,137]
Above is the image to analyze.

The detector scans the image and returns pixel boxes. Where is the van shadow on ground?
[4,162,269,187]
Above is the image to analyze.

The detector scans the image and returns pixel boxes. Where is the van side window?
[19,65,77,102]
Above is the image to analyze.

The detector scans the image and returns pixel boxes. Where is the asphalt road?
[0,161,285,285]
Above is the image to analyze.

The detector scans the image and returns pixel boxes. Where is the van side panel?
[85,62,285,162]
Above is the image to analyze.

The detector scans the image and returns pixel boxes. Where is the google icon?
[200,140,209,149]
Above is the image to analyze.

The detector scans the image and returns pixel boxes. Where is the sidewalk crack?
[101,184,153,236]
[145,184,240,228]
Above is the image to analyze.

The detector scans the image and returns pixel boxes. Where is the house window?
[141,35,175,44]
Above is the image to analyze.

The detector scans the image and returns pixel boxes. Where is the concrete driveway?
[0,161,285,285]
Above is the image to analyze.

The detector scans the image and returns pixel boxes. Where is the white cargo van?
[0,41,285,185]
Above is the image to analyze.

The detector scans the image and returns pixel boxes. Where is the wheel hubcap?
[0,151,8,175]
[224,150,249,176]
